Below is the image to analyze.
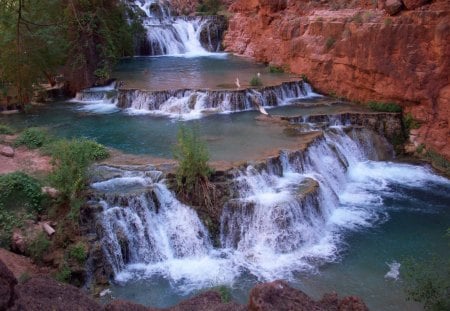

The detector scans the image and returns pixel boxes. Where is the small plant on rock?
[15,127,49,149]
[28,232,51,263]
[69,242,87,264]
[173,126,215,210]
[250,75,263,87]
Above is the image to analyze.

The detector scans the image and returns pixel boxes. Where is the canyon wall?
[224,0,450,160]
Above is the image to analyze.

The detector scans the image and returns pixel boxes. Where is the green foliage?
[268,65,284,74]
[0,0,68,108]
[197,0,222,15]
[48,138,109,201]
[416,143,425,154]
[384,18,393,26]
[403,113,421,131]
[0,172,44,213]
[28,232,51,263]
[250,75,263,87]
[325,37,336,50]
[15,127,49,149]
[0,205,21,248]
[301,74,309,83]
[424,149,450,175]
[69,242,87,264]
[173,126,212,195]
[368,101,402,113]
[214,285,232,303]
[55,264,71,283]
[0,124,14,134]
[403,252,450,310]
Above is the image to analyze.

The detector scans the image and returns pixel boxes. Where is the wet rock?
[385,0,403,15]
[12,276,100,311]
[402,0,430,10]
[0,259,17,310]
[0,145,14,157]
[248,280,369,311]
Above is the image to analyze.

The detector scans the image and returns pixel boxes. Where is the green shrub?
[55,264,71,283]
[0,124,14,135]
[0,172,44,213]
[197,0,221,15]
[325,37,336,50]
[368,101,402,113]
[268,65,284,73]
[301,74,309,83]
[174,126,212,194]
[250,75,263,87]
[15,127,49,149]
[49,138,109,201]
[425,149,450,175]
[0,205,21,248]
[28,232,50,263]
[352,12,363,24]
[214,285,232,303]
[69,242,87,264]
[18,272,31,284]
[47,138,108,223]
[403,113,421,131]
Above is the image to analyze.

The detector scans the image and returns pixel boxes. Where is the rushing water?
[131,0,219,56]
[87,128,450,311]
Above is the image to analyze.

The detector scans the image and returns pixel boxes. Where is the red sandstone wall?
[224,0,450,159]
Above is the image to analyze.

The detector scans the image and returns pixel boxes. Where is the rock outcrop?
[249,280,369,311]
[224,0,450,160]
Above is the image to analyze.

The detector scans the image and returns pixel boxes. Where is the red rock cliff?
[224,0,450,160]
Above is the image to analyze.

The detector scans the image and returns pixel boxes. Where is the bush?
[174,126,212,193]
[28,232,51,263]
[268,65,284,73]
[15,127,49,149]
[250,75,263,87]
[69,242,87,264]
[425,149,450,175]
[55,264,71,283]
[368,101,402,113]
[301,74,309,83]
[197,0,221,15]
[403,113,421,131]
[214,285,232,303]
[0,124,14,135]
[0,205,21,248]
[0,172,44,213]
[49,138,109,201]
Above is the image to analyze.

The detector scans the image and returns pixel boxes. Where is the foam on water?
[385,261,401,280]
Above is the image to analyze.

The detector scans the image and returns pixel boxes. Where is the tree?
[0,0,67,110]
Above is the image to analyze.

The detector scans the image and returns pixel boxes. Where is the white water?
[72,81,320,119]
[93,128,450,293]
[134,0,212,57]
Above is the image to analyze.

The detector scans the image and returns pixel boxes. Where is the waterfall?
[91,128,449,289]
[118,81,320,119]
[132,0,223,56]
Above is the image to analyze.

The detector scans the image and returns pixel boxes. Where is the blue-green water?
[114,54,298,90]
[0,99,363,162]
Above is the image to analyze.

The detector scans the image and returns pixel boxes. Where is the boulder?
[12,276,101,311]
[385,0,403,15]
[402,0,430,10]
[12,231,26,254]
[0,259,17,310]
[0,145,14,157]
[248,280,369,311]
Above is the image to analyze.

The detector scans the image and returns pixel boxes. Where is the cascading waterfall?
[91,126,449,290]
[132,0,220,56]
[72,81,320,119]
